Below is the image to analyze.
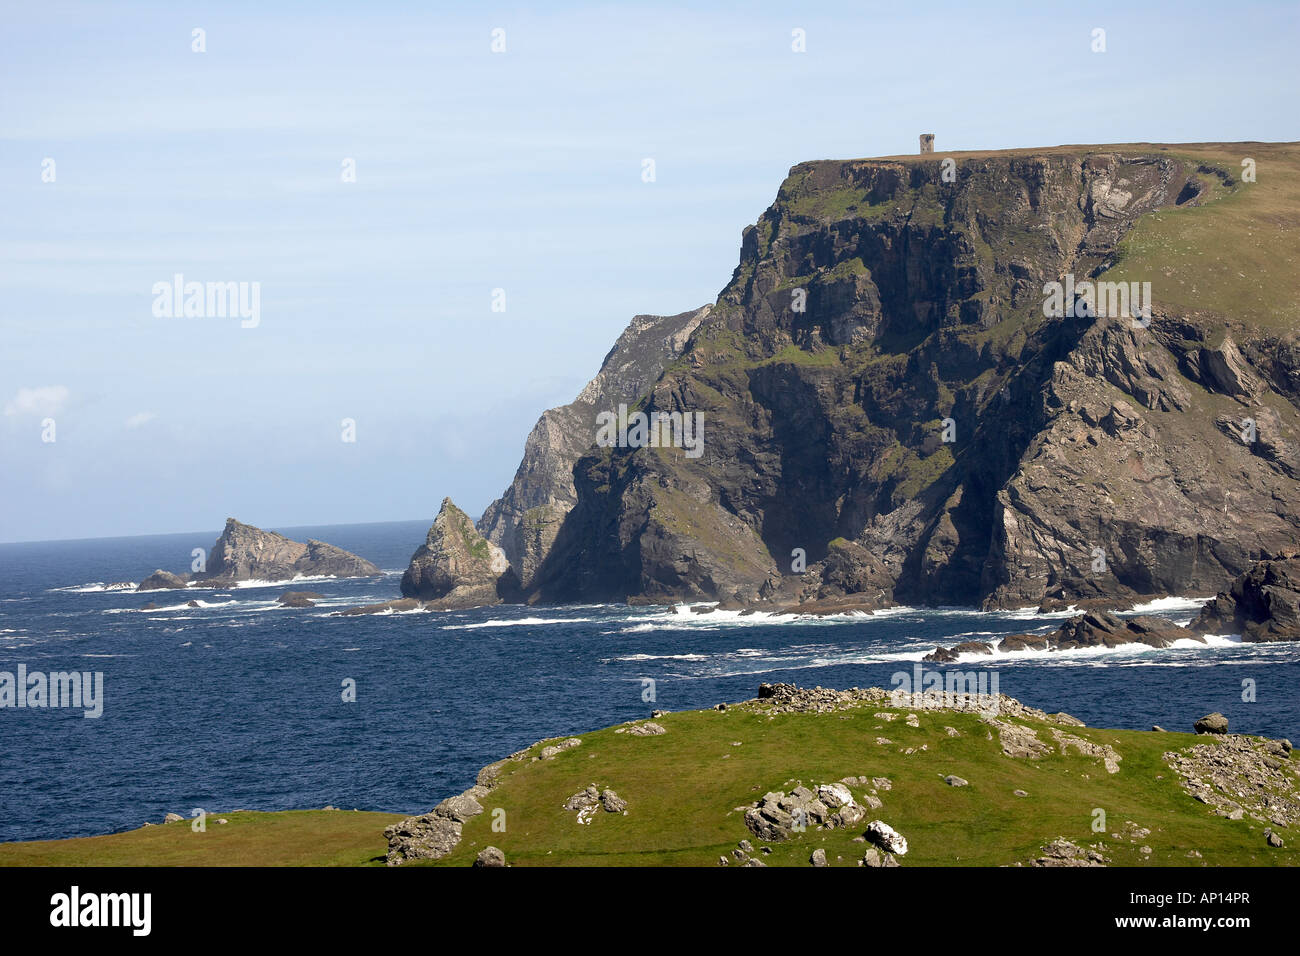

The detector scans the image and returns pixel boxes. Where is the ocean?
[1,518,1296,844]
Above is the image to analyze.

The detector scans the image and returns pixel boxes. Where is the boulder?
[923,641,993,663]
[138,570,189,591]
[860,847,899,868]
[865,820,908,855]
[473,846,506,867]
[278,590,324,607]
[1194,713,1229,734]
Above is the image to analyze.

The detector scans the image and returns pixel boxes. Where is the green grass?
[423,701,1296,867]
[1101,144,1300,328]
[0,810,404,866]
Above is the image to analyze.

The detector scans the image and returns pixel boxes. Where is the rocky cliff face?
[517,146,1300,609]
[476,306,710,589]
[134,518,380,590]
[401,498,520,608]
[1189,554,1300,642]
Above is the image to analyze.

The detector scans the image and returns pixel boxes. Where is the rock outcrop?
[137,570,188,591]
[1187,554,1300,642]
[400,498,521,608]
[476,306,711,589]
[134,519,379,590]
[997,611,1192,652]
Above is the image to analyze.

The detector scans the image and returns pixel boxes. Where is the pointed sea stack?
[401,498,521,609]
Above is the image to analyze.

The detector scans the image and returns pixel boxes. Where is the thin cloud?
[4,385,69,418]
[125,411,156,428]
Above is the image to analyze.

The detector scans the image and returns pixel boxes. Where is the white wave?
[230,574,339,589]
[50,581,138,593]
[444,616,594,630]
[129,599,239,613]
[1128,595,1213,614]
[611,652,710,662]
[1001,604,1079,621]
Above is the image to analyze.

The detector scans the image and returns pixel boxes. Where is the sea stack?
[401,498,521,609]
[134,518,380,590]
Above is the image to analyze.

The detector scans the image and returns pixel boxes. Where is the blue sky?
[1,0,1296,542]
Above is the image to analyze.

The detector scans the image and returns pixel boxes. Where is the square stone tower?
[919,133,935,154]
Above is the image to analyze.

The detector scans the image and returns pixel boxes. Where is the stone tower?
[919,133,935,154]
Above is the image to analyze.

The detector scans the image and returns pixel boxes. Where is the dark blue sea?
[1,519,1297,844]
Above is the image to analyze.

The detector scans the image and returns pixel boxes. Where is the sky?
[1,0,1297,543]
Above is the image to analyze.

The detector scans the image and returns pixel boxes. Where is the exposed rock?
[135,519,379,591]
[400,498,521,608]
[985,718,1052,759]
[1187,556,1300,643]
[138,570,189,591]
[163,812,183,823]
[334,598,421,616]
[563,786,600,812]
[205,518,379,584]
[944,775,969,787]
[1164,734,1300,827]
[1030,838,1107,867]
[865,820,908,855]
[999,611,1190,652]
[615,721,667,736]
[860,847,900,868]
[1050,728,1122,773]
[278,590,324,607]
[384,813,463,865]
[1195,713,1229,735]
[599,789,627,813]
[538,738,582,760]
[810,848,828,867]
[816,783,854,809]
[474,846,506,867]
[477,306,711,589]
[923,641,993,663]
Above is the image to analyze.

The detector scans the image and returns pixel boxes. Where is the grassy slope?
[0,810,404,867]
[422,701,1296,868]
